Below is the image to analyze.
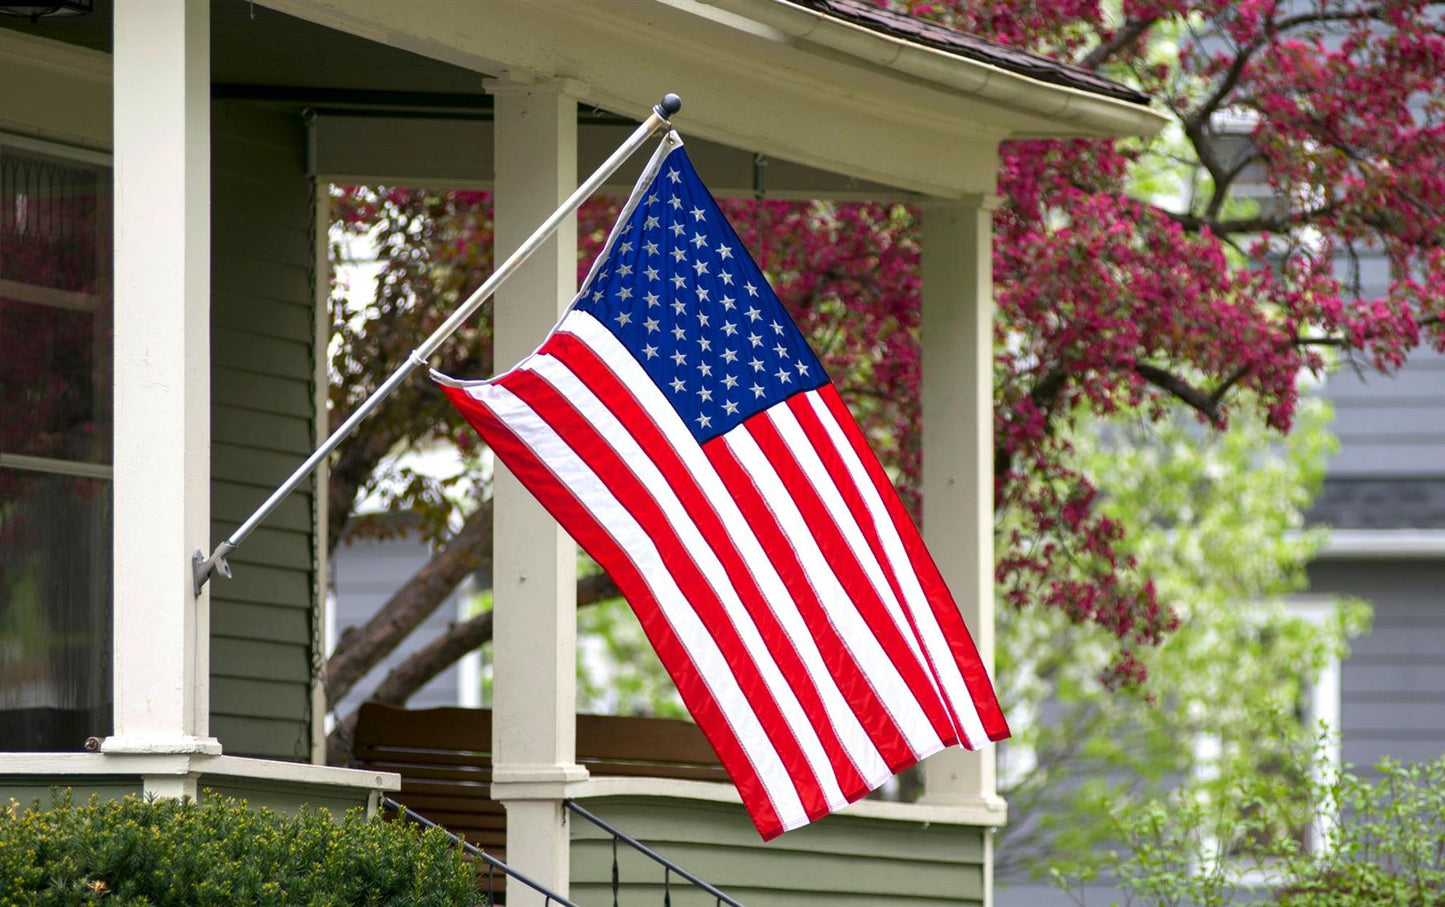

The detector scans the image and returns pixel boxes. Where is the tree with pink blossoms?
[319,0,1445,762]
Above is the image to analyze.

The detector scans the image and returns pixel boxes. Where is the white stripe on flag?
[560,310,893,787]
[473,381,810,831]
[805,392,991,749]
[525,352,848,810]
[767,405,943,702]
[722,426,945,758]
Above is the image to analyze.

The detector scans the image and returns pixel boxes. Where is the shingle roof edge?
[783,0,1151,106]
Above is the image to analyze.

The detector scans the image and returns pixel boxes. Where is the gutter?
[695,0,1169,138]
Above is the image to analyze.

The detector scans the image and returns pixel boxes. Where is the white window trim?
[0,452,111,480]
[1317,529,1445,560]
[455,574,485,709]
[1290,594,1343,856]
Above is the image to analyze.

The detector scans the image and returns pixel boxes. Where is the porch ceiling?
[0,1,481,93]
[0,1,905,198]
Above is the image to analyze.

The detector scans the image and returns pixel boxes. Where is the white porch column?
[104,0,218,757]
[918,197,1006,824]
[486,78,585,904]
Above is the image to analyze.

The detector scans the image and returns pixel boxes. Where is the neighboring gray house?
[1307,347,1445,772]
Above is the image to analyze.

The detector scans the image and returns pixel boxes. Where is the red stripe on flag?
[785,395,909,620]
[440,383,789,838]
[702,437,918,774]
[743,414,960,750]
[816,385,1009,742]
[497,366,832,820]
[545,333,871,801]
[783,395,967,744]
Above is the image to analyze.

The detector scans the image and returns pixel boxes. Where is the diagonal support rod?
[192,93,683,595]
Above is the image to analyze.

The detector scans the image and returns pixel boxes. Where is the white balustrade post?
[919,196,1006,824]
[104,0,218,757]
[486,77,586,904]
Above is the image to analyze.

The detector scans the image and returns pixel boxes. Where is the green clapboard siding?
[0,778,368,820]
[0,778,143,811]
[571,797,988,907]
[209,100,316,762]
[201,780,371,818]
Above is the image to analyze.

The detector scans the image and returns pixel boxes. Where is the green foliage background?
[1054,753,1445,906]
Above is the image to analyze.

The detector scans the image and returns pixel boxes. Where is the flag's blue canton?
[573,146,827,443]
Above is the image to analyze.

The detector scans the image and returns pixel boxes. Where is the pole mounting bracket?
[193,542,235,596]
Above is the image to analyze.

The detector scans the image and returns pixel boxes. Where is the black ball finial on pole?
[656,93,683,120]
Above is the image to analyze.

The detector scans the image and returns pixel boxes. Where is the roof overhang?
[257,0,1164,198]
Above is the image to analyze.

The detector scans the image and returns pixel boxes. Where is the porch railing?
[383,795,581,907]
[564,799,744,907]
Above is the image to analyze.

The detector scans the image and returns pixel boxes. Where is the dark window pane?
[0,140,113,751]
[0,147,108,293]
[0,469,112,751]
[0,296,112,463]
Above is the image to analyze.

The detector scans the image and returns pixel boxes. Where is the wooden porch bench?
[351,702,725,869]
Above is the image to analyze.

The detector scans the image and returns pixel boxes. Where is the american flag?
[437,135,1008,840]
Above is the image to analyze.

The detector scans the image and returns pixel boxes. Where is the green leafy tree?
[998,394,1370,880]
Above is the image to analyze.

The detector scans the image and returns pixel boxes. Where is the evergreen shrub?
[0,792,482,906]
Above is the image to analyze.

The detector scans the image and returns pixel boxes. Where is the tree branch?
[1292,313,1444,348]
[1178,5,1388,226]
[1079,17,1160,70]
[1135,362,1225,426]
[1166,203,1339,236]
[1183,5,1388,134]
[1203,150,1264,222]
[1207,363,1252,411]
[326,424,411,553]
[325,571,622,764]
[994,370,1069,482]
[325,346,493,556]
[838,385,907,406]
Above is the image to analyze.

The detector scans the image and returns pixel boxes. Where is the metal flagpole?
[192,93,684,594]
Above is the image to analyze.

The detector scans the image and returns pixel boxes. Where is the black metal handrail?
[382,795,582,907]
[564,799,745,907]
